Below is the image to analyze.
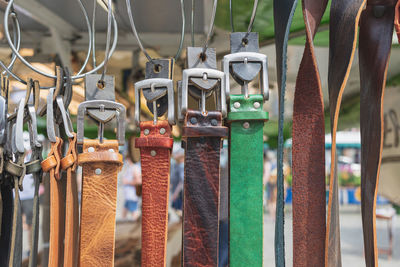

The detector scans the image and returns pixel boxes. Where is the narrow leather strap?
[182,110,228,267]
[228,95,268,266]
[135,120,173,267]
[78,139,122,267]
[0,180,13,266]
[359,2,396,266]
[292,0,328,266]
[62,134,79,267]
[28,166,41,267]
[8,156,25,267]
[273,1,299,265]
[326,0,366,266]
[41,137,65,267]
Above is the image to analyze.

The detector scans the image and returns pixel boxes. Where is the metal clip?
[222,52,269,100]
[180,68,227,119]
[77,100,126,146]
[134,78,175,126]
[0,95,6,144]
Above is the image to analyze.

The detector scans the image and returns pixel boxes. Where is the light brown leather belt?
[78,139,122,266]
[61,134,79,267]
[292,0,328,266]
[41,136,65,267]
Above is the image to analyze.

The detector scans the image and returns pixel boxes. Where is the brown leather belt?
[78,139,122,266]
[182,110,228,266]
[41,136,65,267]
[292,0,328,266]
[61,134,79,267]
[135,121,173,267]
[326,0,366,266]
[359,1,396,266]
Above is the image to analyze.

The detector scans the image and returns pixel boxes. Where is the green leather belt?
[228,94,268,266]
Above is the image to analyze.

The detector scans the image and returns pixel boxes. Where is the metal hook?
[3,0,118,83]
[99,0,113,82]
[201,0,218,55]
[229,0,259,38]
[126,0,185,63]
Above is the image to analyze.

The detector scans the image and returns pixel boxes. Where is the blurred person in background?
[170,147,184,212]
[121,156,142,220]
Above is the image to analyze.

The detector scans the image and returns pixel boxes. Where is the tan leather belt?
[78,139,122,266]
[292,0,328,266]
[41,136,65,267]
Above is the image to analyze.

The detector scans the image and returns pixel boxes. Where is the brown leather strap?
[292,0,328,266]
[359,2,396,266]
[326,1,366,266]
[182,110,228,267]
[135,120,173,267]
[41,137,65,267]
[61,134,79,267]
[78,139,122,267]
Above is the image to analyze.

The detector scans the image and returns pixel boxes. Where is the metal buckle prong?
[222,52,269,100]
[134,78,175,126]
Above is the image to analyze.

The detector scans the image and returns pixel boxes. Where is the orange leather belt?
[135,120,173,267]
[61,134,79,267]
[41,136,65,267]
[78,139,122,266]
[292,0,328,266]
[182,110,228,267]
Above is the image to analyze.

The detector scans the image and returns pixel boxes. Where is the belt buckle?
[222,52,269,100]
[179,68,227,120]
[134,78,175,126]
[76,100,126,146]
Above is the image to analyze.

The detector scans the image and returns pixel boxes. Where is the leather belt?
[61,133,79,267]
[41,136,65,267]
[292,0,328,266]
[134,61,175,267]
[223,32,269,267]
[77,74,126,267]
[135,121,173,267]
[273,0,298,265]
[78,139,122,266]
[182,110,228,267]
[359,1,396,266]
[326,0,366,266]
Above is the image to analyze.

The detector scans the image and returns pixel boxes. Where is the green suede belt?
[228,94,268,267]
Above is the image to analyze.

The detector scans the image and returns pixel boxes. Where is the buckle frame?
[134,78,175,126]
[77,100,126,146]
[222,52,269,100]
[180,68,227,119]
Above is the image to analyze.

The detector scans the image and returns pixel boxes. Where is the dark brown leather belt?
[292,0,328,266]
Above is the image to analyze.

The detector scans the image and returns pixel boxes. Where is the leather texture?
[78,139,122,267]
[292,0,328,266]
[326,0,366,266]
[273,1,299,265]
[135,120,173,267]
[182,110,227,267]
[228,95,268,267]
[41,137,65,267]
[61,134,79,267]
[359,2,396,266]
